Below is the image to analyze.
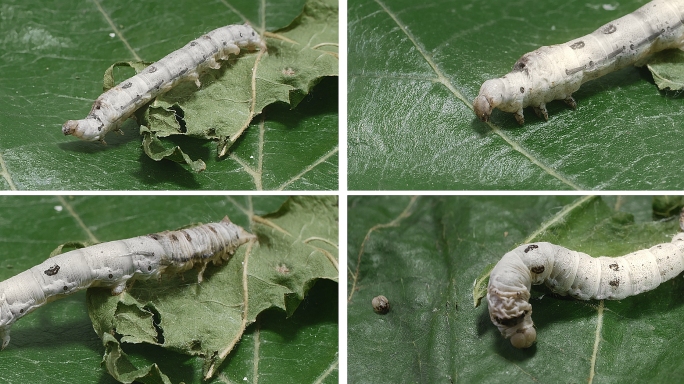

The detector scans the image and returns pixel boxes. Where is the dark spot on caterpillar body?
[570,41,585,49]
[63,286,68,291]
[609,263,619,271]
[202,35,211,39]
[190,41,198,46]
[19,309,23,314]
[93,100,102,109]
[524,244,538,253]
[183,231,192,242]
[520,87,524,93]
[603,24,617,34]
[122,82,132,89]
[531,265,545,274]
[108,274,114,279]
[609,279,620,288]
[170,234,178,242]
[148,266,152,271]
[44,265,60,276]
[513,60,526,72]
[149,234,161,240]
[208,226,218,234]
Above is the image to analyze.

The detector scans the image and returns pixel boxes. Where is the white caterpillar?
[0,216,255,350]
[62,24,265,143]
[473,0,684,124]
[487,232,684,348]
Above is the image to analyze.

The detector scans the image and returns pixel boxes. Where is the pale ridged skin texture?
[0,216,255,349]
[62,24,265,142]
[487,233,684,348]
[474,0,684,124]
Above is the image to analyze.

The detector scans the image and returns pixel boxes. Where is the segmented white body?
[487,233,684,348]
[0,216,255,349]
[473,0,684,124]
[62,24,265,143]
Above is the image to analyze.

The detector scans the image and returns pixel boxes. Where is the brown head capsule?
[372,295,390,314]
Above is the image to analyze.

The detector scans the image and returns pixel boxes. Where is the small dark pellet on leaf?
[372,295,390,314]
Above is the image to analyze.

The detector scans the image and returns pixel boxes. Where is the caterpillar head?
[487,285,536,348]
[62,118,105,142]
[487,247,537,348]
[473,78,505,122]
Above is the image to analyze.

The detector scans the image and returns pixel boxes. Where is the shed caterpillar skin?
[0,216,256,350]
[62,24,265,143]
[473,0,684,124]
[487,232,684,348]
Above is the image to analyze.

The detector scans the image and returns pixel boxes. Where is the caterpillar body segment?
[62,24,265,143]
[474,0,684,124]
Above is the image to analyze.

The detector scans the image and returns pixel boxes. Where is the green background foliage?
[347,0,684,190]
[0,0,338,190]
[0,195,338,383]
[348,195,684,383]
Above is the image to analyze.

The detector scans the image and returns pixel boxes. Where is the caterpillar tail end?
[237,226,257,245]
[221,216,257,244]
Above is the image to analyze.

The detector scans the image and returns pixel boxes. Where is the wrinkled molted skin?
[62,24,266,143]
[488,232,684,348]
[474,0,684,124]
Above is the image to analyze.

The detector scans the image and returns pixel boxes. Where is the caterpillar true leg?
[474,0,684,124]
[533,104,548,121]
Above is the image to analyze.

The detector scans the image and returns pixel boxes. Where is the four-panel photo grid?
[1,0,683,382]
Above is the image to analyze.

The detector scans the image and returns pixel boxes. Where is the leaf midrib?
[371,0,584,190]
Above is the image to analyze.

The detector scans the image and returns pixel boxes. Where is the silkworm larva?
[487,233,684,348]
[62,24,266,143]
[0,216,256,350]
[473,0,684,124]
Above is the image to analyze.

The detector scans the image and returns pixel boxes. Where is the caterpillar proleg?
[62,24,265,143]
[487,232,684,348]
[473,0,684,124]
[0,216,255,350]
